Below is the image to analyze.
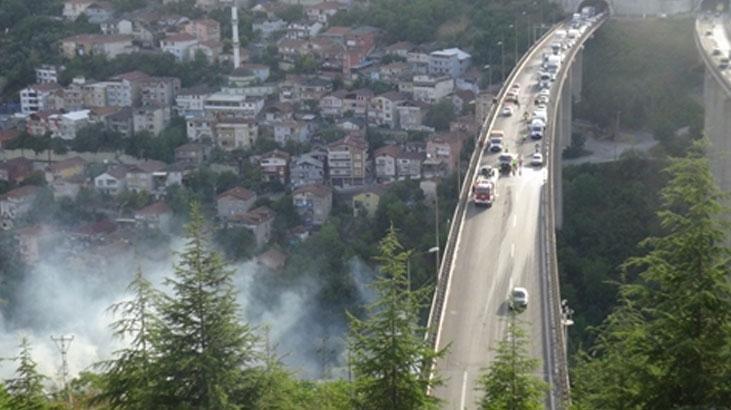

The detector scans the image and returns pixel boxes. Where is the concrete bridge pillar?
[554,69,574,230]
[571,49,584,103]
[704,70,731,197]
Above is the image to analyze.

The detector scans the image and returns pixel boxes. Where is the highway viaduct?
[428,1,731,409]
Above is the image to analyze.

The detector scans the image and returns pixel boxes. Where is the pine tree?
[348,226,446,410]
[573,140,731,408]
[95,269,161,409]
[5,338,47,410]
[156,202,258,409]
[476,316,547,410]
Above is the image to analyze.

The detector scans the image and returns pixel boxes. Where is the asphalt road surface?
[432,26,571,409]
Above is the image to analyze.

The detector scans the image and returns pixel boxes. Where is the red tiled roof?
[293,183,331,198]
[2,185,41,200]
[329,133,367,151]
[74,219,117,236]
[231,206,274,225]
[374,144,400,158]
[257,247,287,270]
[218,186,256,201]
[47,156,86,173]
[62,34,133,44]
[136,201,172,217]
[165,32,197,42]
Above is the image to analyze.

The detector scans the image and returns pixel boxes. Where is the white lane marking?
[513,214,517,227]
[459,370,468,410]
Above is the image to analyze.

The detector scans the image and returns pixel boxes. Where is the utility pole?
[51,334,74,402]
[497,41,505,80]
[434,189,440,280]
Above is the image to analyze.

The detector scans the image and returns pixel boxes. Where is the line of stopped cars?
[473,7,603,311]
[472,9,601,213]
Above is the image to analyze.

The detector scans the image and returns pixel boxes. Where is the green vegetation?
[0,210,447,409]
[332,0,562,75]
[476,317,547,410]
[572,141,731,408]
[348,227,446,409]
[577,18,704,154]
[424,99,456,131]
[558,153,665,347]
[4,338,47,410]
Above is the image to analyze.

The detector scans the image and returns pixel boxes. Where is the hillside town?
[0,0,494,269]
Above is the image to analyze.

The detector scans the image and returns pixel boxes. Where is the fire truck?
[472,176,495,207]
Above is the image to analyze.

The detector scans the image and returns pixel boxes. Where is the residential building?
[35,65,65,84]
[186,115,216,142]
[379,62,410,82]
[273,121,311,146]
[385,41,415,58]
[293,184,332,226]
[253,17,287,38]
[428,48,472,78]
[263,102,295,122]
[0,158,34,184]
[82,81,111,108]
[63,0,93,19]
[374,144,399,182]
[135,201,173,231]
[185,18,221,42]
[101,18,155,47]
[62,77,88,110]
[451,89,475,114]
[396,100,430,131]
[175,143,210,164]
[260,150,291,185]
[217,186,257,219]
[257,247,287,270]
[105,107,134,137]
[368,91,406,129]
[285,21,323,40]
[140,77,181,108]
[328,134,367,188]
[133,105,171,136]
[53,110,91,140]
[15,225,52,264]
[215,118,258,150]
[426,131,467,172]
[107,71,152,107]
[305,1,343,24]
[0,185,41,220]
[396,151,424,180]
[342,88,373,117]
[125,160,167,193]
[94,165,129,195]
[412,75,454,103]
[229,206,275,248]
[290,153,325,188]
[176,86,213,115]
[82,2,114,24]
[61,34,136,59]
[319,90,347,117]
[19,84,62,114]
[160,32,199,62]
[50,174,86,199]
[204,92,264,117]
[189,39,223,63]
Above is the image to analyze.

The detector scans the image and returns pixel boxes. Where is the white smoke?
[0,231,374,386]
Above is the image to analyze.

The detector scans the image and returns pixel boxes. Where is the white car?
[511,287,529,310]
[535,94,550,105]
[501,106,514,117]
[531,152,544,166]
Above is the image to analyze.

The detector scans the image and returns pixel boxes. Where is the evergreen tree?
[156,202,258,409]
[348,226,446,410]
[573,140,731,408]
[476,316,547,410]
[5,338,47,410]
[95,269,161,409]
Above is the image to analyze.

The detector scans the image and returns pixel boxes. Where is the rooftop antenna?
[232,5,240,69]
[51,335,74,393]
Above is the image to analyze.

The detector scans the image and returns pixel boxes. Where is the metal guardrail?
[694,17,731,95]
[424,13,608,407]
[425,22,562,380]
[542,16,608,406]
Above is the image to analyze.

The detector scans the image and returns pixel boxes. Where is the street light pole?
[497,40,505,80]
